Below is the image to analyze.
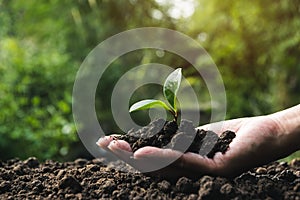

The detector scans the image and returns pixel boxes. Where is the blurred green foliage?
[187,0,300,118]
[0,0,299,160]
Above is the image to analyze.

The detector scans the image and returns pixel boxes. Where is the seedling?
[129,68,182,122]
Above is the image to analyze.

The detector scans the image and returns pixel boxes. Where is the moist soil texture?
[0,157,299,199]
[117,118,236,158]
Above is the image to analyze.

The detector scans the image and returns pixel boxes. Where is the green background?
[0,0,299,161]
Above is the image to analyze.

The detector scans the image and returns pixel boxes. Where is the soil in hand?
[116,118,235,158]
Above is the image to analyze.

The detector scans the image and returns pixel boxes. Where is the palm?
[97,115,281,178]
[196,116,280,177]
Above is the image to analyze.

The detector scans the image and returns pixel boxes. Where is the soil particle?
[74,158,88,166]
[158,180,172,193]
[198,181,215,199]
[207,130,235,158]
[24,157,39,168]
[290,158,300,169]
[59,175,83,193]
[275,169,297,182]
[176,177,196,194]
[256,167,267,174]
[56,169,66,179]
[13,165,25,176]
[0,181,11,193]
[220,183,234,195]
[199,175,214,185]
[187,194,198,200]
[169,132,193,153]
[294,183,300,192]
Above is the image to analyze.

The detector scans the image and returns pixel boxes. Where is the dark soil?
[1,120,298,199]
[117,118,236,158]
[0,157,299,199]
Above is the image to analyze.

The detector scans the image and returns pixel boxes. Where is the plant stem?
[174,112,178,122]
[169,109,178,122]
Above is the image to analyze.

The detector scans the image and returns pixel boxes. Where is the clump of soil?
[117,118,235,158]
[0,157,299,199]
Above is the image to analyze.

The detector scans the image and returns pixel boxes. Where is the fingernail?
[96,137,103,143]
[107,140,118,149]
[96,136,110,147]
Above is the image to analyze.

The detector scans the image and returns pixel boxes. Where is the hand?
[96,115,290,178]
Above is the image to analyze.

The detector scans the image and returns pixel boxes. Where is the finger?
[96,134,124,149]
[107,143,163,172]
[107,140,133,163]
[104,140,149,172]
[96,137,136,170]
[131,147,176,172]
[115,145,225,178]
[134,146,182,160]
[96,136,115,149]
[134,147,217,178]
[107,139,132,152]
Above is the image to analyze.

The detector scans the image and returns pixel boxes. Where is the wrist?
[268,104,300,154]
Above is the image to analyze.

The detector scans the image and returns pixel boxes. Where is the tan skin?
[97,104,300,178]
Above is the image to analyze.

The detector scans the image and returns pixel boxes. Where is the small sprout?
[129,68,182,121]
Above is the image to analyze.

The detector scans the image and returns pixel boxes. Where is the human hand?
[96,115,290,178]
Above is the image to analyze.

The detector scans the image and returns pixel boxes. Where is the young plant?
[129,68,182,121]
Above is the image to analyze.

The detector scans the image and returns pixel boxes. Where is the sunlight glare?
[155,0,196,19]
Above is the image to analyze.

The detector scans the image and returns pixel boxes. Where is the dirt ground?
[0,157,299,199]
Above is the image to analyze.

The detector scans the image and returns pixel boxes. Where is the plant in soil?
[129,68,182,122]
[117,68,236,158]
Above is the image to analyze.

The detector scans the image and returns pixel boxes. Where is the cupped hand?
[97,115,284,178]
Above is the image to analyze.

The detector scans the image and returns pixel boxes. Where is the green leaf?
[163,68,182,110]
[129,99,170,112]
